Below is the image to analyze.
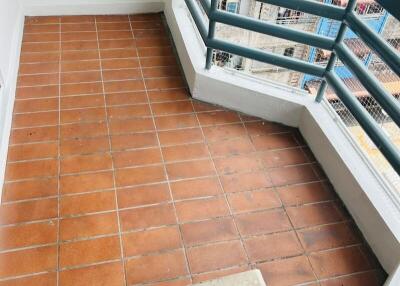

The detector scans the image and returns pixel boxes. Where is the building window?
[331,0,384,16]
[277,8,303,24]
[219,0,239,14]
[284,47,295,57]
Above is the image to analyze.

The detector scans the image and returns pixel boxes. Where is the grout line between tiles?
[94,16,128,286]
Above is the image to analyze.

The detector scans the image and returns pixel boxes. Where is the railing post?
[316,0,356,102]
[206,0,218,69]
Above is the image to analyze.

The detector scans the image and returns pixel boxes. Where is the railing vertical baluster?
[206,0,218,69]
[315,0,357,102]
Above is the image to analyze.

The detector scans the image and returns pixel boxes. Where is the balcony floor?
[0,13,386,286]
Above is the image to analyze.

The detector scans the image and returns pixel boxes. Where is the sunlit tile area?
[0,13,386,286]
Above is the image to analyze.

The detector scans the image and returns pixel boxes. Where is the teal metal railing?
[184,0,400,175]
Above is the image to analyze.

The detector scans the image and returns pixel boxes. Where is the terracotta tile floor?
[0,13,386,286]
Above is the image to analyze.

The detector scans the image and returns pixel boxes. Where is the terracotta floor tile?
[21,42,60,53]
[155,114,199,130]
[166,159,215,180]
[25,23,60,33]
[100,48,137,59]
[269,164,319,187]
[98,30,133,40]
[203,123,247,142]
[19,62,59,75]
[109,117,154,134]
[123,226,181,257]
[106,91,148,106]
[62,23,96,32]
[298,222,361,252]
[18,73,59,86]
[227,189,281,214]
[60,39,97,51]
[99,39,136,50]
[181,217,238,247]
[97,21,131,30]
[103,68,141,81]
[244,231,302,263]
[251,133,298,151]
[13,111,58,128]
[257,255,316,286]
[7,142,58,161]
[23,33,59,43]
[192,265,250,284]
[158,128,203,146]
[320,270,386,286]
[60,121,108,139]
[0,220,57,251]
[220,172,273,193]
[146,77,185,90]
[0,272,56,286]
[20,52,59,64]
[96,15,129,22]
[59,261,125,286]
[115,165,166,187]
[0,198,57,225]
[192,101,222,113]
[60,171,114,194]
[277,182,335,206]
[60,236,121,268]
[187,240,247,274]
[60,212,119,241]
[111,132,158,151]
[197,111,241,126]
[140,56,177,67]
[0,246,57,279]
[113,148,162,168]
[60,153,112,174]
[309,246,373,279]
[286,202,346,229]
[60,107,106,124]
[119,203,176,231]
[101,57,139,69]
[61,71,102,84]
[148,89,189,102]
[61,82,103,96]
[61,50,99,61]
[61,31,97,42]
[170,177,222,200]
[125,249,188,284]
[209,137,254,157]
[60,136,110,156]
[2,178,58,202]
[235,209,291,237]
[175,196,230,223]
[10,126,58,144]
[143,66,181,78]
[16,85,58,99]
[14,98,58,113]
[146,278,191,286]
[61,60,100,72]
[60,191,116,217]
[127,103,164,123]
[260,147,310,168]
[138,46,173,57]
[61,95,105,110]
[135,37,170,48]
[152,101,193,116]
[104,79,145,93]
[117,183,171,209]
[162,143,209,162]
[214,154,264,174]
[245,121,292,136]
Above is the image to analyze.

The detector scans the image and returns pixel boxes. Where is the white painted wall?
[0,0,399,282]
[0,0,24,192]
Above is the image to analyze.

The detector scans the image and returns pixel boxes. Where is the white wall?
[0,0,24,191]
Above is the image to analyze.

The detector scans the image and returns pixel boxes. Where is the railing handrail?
[185,0,400,175]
